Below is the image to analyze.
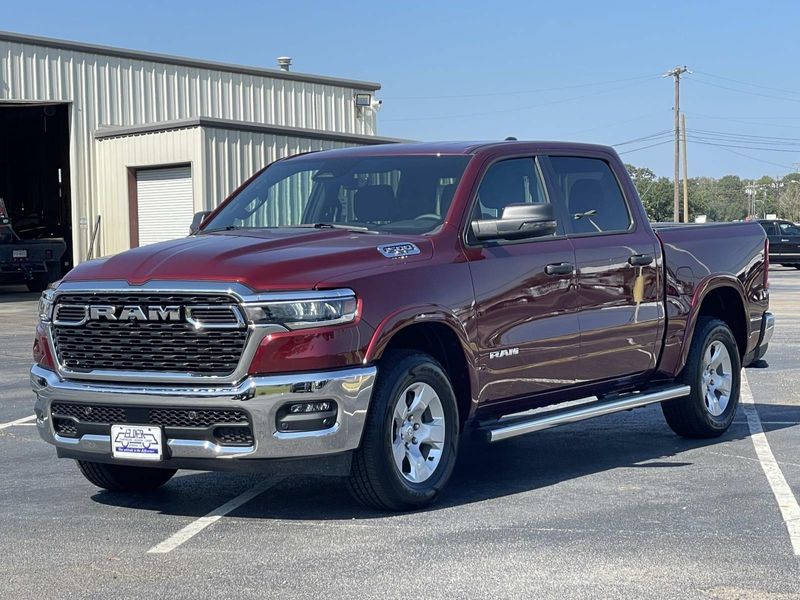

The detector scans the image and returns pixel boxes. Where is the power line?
[613,130,672,146]
[686,137,800,153]
[382,74,658,101]
[690,128,800,143]
[689,78,800,104]
[693,70,800,98]
[381,78,658,122]
[688,141,796,171]
[564,109,670,137]
[616,139,673,155]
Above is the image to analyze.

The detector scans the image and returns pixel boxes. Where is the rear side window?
[547,156,632,234]
[759,222,776,235]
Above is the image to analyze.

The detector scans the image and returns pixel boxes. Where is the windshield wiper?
[200,225,243,234]
[296,223,377,234]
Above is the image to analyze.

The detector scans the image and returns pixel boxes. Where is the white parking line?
[0,415,36,430]
[741,371,800,557]
[147,476,283,554]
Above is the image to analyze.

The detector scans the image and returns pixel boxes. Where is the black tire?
[76,460,177,492]
[794,265,800,270]
[661,317,741,438]
[347,351,459,511]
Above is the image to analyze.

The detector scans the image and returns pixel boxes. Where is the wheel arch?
[679,277,749,373]
[365,307,478,425]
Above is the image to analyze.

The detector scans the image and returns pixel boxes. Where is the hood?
[65,229,433,291]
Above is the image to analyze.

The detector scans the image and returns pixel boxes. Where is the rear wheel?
[77,460,177,492]
[661,317,741,438]
[347,351,459,511]
[794,265,800,270]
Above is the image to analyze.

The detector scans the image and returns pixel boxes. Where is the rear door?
[465,156,581,403]
[543,154,662,386]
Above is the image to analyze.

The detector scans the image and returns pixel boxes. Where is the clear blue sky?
[4,0,800,179]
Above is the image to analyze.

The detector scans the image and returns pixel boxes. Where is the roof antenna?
[504,136,517,141]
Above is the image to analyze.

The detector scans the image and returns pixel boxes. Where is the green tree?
[625,164,674,221]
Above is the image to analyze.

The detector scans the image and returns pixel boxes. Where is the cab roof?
[285,140,617,160]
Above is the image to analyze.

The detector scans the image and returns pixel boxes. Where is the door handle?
[781,239,790,242]
[545,262,574,275]
[628,253,654,266]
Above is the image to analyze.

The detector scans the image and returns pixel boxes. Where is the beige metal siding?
[94,127,203,256]
[0,37,379,264]
[202,127,356,209]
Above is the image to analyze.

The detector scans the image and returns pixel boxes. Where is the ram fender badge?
[489,347,520,360]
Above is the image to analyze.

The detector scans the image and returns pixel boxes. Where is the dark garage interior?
[0,103,72,289]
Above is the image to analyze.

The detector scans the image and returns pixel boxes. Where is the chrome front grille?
[51,293,248,376]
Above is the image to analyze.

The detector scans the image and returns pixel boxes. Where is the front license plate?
[12,249,27,258]
[111,424,163,461]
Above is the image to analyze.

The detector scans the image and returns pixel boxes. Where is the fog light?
[289,401,332,414]
[277,400,337,433]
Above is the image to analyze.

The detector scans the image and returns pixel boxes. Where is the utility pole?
[681,112,689,222]
[664,66,688,222]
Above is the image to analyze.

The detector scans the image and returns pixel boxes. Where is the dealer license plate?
[12,249,27,258]
[111,424,163,461]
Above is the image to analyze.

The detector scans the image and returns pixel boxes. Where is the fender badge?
[377,242,421,258]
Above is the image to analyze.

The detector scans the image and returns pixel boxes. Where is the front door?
[773,220,800,265]
[465,156,581,404]
[544,155,662,386]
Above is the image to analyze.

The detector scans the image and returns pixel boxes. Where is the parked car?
[758,218,800,268]
[30,141,773,510]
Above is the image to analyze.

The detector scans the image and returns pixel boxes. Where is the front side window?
[548,156,632,234]
[204,155,471,236]
[472,157,548,220]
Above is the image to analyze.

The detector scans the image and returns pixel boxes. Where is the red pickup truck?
[30,141,773,511]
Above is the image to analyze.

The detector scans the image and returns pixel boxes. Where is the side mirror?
[471,203,557,241]
[189,210,211,234]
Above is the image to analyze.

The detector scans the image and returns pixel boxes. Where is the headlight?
[243,293,358,330]
[37,283,59,324]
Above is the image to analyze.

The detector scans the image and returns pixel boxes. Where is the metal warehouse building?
[0,30,394,274]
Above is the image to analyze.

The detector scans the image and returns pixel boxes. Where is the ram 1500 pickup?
[30,141,774,510]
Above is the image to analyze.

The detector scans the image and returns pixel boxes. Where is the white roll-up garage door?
[135,166,193,246]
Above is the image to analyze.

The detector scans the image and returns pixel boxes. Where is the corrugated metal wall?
[94,128,203,256]
[95,126,359,257]
[0,36,379,263]
[203,127,355,213]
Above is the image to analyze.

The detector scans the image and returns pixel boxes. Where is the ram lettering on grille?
[50,293,248,376]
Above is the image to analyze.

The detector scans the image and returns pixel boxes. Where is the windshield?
[203,154,471,235]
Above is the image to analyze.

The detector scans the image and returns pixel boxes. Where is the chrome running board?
[485,385,691,443]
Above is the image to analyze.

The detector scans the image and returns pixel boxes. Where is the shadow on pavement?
[90,402,799,521]
[0,284,39,303]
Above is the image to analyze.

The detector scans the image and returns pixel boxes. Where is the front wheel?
[661,317,741,438]
[77,460,177,492]
[347,351,459,511]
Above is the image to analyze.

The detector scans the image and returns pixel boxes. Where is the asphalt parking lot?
[1,272,798,600]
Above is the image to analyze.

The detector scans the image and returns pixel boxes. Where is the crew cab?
[30,141,773,510]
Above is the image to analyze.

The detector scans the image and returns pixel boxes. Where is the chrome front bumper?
[760,312,775,349]
[30,364,377,463]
